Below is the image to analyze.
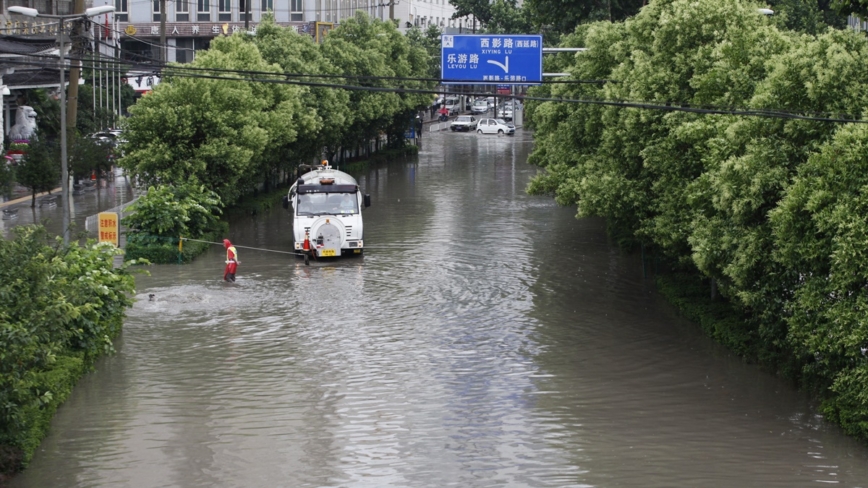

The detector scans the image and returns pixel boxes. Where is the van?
[444,97,461,115]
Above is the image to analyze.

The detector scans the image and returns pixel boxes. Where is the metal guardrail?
[429,121,450,132]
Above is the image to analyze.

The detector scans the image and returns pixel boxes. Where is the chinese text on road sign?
[441,34,542,85]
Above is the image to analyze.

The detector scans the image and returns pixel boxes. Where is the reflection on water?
[10,131,868,487]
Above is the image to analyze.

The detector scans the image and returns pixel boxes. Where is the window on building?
[198,0,211,21]
[114,0,129,21]
[175,39,194,63]
[290,0,303,21]
[57,0,73,15]
[240,0,252,21]
[218,0,231,21]
[261,0,273,14]
[153,0,161,22]
[176,0,189,21]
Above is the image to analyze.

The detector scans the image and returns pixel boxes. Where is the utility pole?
[160,0,167,63]
[389,0,394,21]
[66,0,85,137]
[245,0,250,30]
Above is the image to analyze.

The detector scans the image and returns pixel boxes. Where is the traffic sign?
[441,34,542,85]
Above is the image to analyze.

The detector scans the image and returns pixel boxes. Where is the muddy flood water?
[9,129,868,487]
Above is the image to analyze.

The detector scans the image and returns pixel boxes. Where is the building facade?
[105,0,469,65]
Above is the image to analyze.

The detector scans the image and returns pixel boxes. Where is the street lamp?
[8,5,116,245]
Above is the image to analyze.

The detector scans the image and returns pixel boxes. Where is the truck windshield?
[296,192,358,216]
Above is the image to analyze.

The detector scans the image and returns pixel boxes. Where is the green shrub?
[14,353,86,466]
[122,183,223,239]
[0,226,138,473]
[124,222,228,264]
[655,273,759,360]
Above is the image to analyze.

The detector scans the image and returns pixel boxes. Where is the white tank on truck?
[282,160,370,263]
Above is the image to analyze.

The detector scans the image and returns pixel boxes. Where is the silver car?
[476,118,515,135]
[471,99,490,114]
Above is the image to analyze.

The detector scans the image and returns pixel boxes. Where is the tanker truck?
[282,160,370,263]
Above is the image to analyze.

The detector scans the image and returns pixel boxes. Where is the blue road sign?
[441,34,542,85]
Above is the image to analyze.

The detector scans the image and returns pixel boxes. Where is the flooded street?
[10,130,868,487]
[0,172,136,241]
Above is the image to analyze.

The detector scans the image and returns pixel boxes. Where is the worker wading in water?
[223,239,239,282]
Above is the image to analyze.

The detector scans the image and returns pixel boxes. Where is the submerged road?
[10,129,868,487]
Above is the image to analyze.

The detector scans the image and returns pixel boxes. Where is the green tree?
[526,0,868,442]
[15,138,60,208]
[449,0,495,25]
[486,0,533,34]
[768,0,847,33]
[770,123,868,437]
[405,25,443,80]
[68,134,113,183]
[121,34,312,205]
[321,12,433,155]
[524,0,646,41]
[252,14,344,174]
[75,75,138,135]
[830,0,868,18]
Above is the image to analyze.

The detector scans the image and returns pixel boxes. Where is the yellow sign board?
[98,212,119,247]
[315,22,333,44]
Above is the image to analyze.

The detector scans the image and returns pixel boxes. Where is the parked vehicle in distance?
[450,115,477,132]
[444,97,461,115]
[497,102,514,121]
[471,99,490,114]
[476,118,515,135]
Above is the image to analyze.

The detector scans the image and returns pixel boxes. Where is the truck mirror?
[364,194,371,208]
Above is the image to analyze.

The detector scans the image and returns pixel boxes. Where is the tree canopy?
[526,0,868,441]
[120,13,434,208]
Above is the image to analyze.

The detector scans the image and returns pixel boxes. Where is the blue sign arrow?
[441,34,542,85]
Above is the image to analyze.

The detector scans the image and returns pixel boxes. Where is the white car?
[497,103,514,120]
[471,99,490,114]
[450,115,477,132]
[476,118,515,135]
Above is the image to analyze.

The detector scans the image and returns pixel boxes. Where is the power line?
[4,51,865,124]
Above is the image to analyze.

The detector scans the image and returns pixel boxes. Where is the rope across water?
[180,237,306,255]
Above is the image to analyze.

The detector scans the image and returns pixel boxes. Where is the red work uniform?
[223,239,238,282]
